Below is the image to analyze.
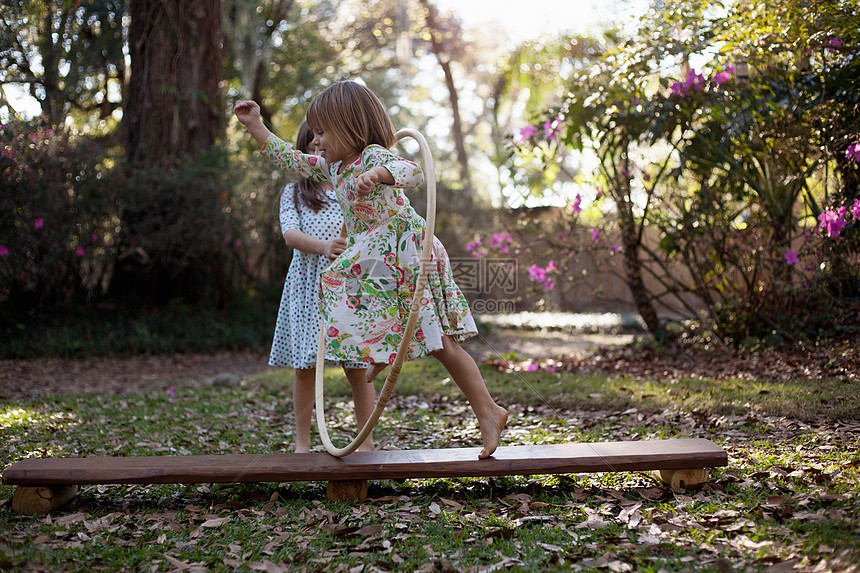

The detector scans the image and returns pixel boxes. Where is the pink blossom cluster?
[712,65,734,86]
[466,232,515,259]
[528,260,557,290]
[827,37,843,53]
[784,200,859,264]
[671,69,706,97]
[542,116,563,140]
[524,360,559,373]
[516,115,563,142]
[818,204,853,239]
[846,142,860,163]
[517,125,538,141]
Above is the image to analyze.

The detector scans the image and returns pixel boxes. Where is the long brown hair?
[292,121,329,212]
[306,81,398,154]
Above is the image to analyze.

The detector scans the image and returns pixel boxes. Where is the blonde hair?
[306,81,397,153]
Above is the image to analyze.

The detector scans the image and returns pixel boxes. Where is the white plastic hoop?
[314,129,437,457]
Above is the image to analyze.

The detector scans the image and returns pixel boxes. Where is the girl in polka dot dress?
[270,122,375,453]
[236,81,507,459]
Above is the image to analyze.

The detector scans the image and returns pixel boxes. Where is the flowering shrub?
[0,119,122,315]
[492,6,860,343]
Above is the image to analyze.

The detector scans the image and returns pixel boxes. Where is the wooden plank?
[2,439,726,487]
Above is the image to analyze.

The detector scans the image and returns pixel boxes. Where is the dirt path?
[2,328,857,402]
[1,329,626,402]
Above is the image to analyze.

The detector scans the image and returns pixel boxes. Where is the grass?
[2,360,859,572]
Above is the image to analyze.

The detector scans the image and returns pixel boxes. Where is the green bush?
[108,149,240,306]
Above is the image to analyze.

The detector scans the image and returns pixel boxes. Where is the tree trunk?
[620,218,663,336]
[419,0,472,190]
[615,146,663,336]
[114,0,227,305]
[125,0,222,164]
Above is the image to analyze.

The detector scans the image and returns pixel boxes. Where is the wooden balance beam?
[3,438,726,514]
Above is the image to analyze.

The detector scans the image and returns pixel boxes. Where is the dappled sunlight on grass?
[1,368,858,572]
[0,404,79,431]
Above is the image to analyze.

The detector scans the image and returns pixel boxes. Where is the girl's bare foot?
[477,405,508,459]
[365,362,388,383]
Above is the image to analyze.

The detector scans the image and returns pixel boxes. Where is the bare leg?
[432,335,508,459]
[345,367,376,451]
[365,362,388,383]
[293,368,316,453]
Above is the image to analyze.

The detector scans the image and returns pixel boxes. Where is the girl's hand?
[234,100,261,126]
[324,237,348,260]
[234,100,273,147]
[355,167,383,197]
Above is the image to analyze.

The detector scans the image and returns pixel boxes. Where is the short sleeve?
[279,184,300,235]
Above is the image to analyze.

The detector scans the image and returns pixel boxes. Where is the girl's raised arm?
[234,100,273,147]
[261,137,332,185]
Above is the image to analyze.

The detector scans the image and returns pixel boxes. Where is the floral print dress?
[260,135,476,364]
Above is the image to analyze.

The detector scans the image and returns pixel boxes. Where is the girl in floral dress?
[235,81,507,458]
[270,122,374,453]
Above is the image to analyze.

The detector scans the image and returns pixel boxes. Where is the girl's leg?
[293,368,316,453]
[432,335,508,459]
[365,362,388,383]
[344,367,376,451]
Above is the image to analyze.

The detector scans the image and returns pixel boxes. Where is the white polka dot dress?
[269,184,364,369]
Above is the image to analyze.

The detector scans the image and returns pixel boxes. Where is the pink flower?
[713,66,734,85]
[827,37,843,52]
[846,142,860,163]
[784,249,799,265]
[518,125,538,140]
[75,246,85,256]
[488,232,514,250]
[542,115,563,140]
[0,245,8,256]
[818,206,847,238]
[851,198,860,221]
[591,227,599,242]
[166,386,175,397]
[327,326,340,337]
[571,193,582,214]
[671,69,705,97]
[543,280,555,290]
[684,69,705,92]
[526,362,540,372]
[528,264,547,282]
[234,239,242,248]
[611,244,621,252]
[34,218,44,229]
